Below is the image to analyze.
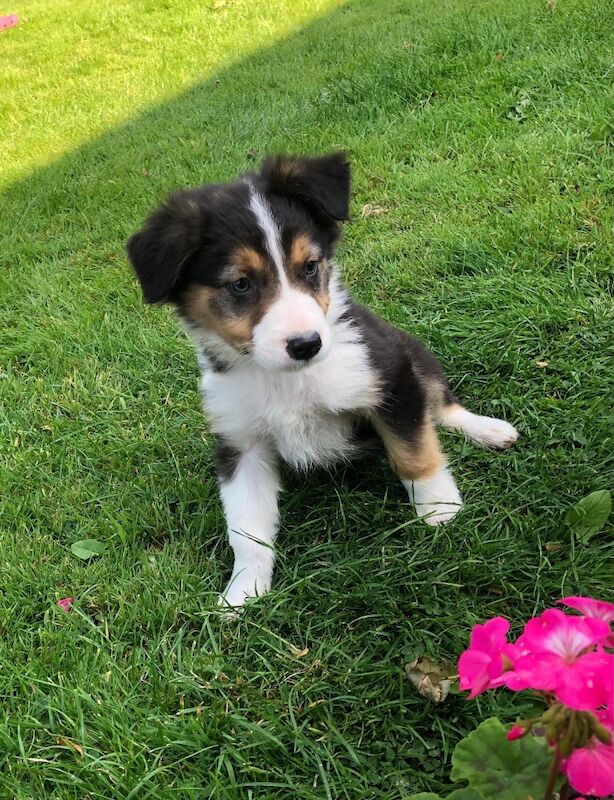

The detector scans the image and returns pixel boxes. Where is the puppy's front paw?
[218,567,271,610]
[405,467,463,526]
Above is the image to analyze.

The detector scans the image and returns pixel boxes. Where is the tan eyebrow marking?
[290,233,321,267]
[231,245,267,273]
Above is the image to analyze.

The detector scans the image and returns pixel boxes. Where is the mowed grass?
[1,0,613,796]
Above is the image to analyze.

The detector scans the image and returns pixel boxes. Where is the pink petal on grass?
[0,14,19,31]
[57,597,74,612]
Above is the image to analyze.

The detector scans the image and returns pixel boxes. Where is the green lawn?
[1,0,612,796]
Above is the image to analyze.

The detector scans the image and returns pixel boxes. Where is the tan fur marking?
[424,378,448,417]
[290,233,320,267]
[375,419,445,480]
[288,237,330,314]
[183,286,254,348]
[317,294,330,315]
[232,245,266,274]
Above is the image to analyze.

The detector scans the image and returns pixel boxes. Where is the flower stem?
[559,781,570,800]
[544,750,562,800]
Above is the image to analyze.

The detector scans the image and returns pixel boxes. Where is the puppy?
[127,153,518,607]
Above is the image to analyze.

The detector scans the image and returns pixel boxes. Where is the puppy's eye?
[229,277,251,296]
[305,260,319,278]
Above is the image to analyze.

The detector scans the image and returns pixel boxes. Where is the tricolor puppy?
[127,153,519,607]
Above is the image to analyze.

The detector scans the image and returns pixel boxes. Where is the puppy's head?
[127,152,350,370]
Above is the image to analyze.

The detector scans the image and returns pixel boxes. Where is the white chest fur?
[200,317,378,469]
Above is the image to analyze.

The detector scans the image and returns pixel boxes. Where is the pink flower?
[506,723,527,741]
[57,597,74,612]
[458,617,510,698]
[561,710,614,797]
[559,596,614,646]
[499,609,612,709]
[559,596,614,623]
[520,608,610,656]
[555,651,613,710]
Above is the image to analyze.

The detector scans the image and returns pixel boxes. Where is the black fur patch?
[260,152,351,225]
[344,302,455,442]
[215,436,242,482]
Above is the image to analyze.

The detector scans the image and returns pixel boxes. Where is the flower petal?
[563,740,614,797]
[469,617,510,651]
[519,609,610,660]
[559,596,614,624]
[554,652,614,711]
[458,650,493,698]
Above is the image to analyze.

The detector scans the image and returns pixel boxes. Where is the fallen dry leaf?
[360,203,390,218]
[55,737,84,758]
[547,0,557,11]
[290,646,310,658]
[536,360,549,368]
[405,656,456,704]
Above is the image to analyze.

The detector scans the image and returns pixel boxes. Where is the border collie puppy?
[127,153,518,607]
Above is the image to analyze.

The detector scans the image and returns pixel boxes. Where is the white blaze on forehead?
[247,186,288,287]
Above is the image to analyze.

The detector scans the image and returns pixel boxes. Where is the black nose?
[286,331,322,361]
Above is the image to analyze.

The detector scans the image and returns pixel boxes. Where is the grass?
[0,0,613,796]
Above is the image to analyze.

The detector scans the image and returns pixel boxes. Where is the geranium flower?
[458,617,510,698]
[498,609,612,708]
[559,596,614,646]
[561,709,614,797]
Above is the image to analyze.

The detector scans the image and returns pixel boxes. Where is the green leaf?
[407,794,442,800]
[564,489,611,543]
[70,539,107,560]
[451,718,561,800]
[408,789,481,800]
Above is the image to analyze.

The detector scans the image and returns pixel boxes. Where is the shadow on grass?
[3,1,377,255]
[0,0,522,278]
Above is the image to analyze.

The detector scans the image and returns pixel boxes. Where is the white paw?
[218,567,271,609]
[417,502,463,526]
[467,416,519,449]
[404,467,463,526]
[440,406,519,449]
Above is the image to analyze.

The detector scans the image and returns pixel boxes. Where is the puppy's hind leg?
[376,418,463,526]
[438,403,519,449]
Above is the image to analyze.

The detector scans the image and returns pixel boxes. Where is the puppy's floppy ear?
[260,151,350,222]
[126,190,206,304]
